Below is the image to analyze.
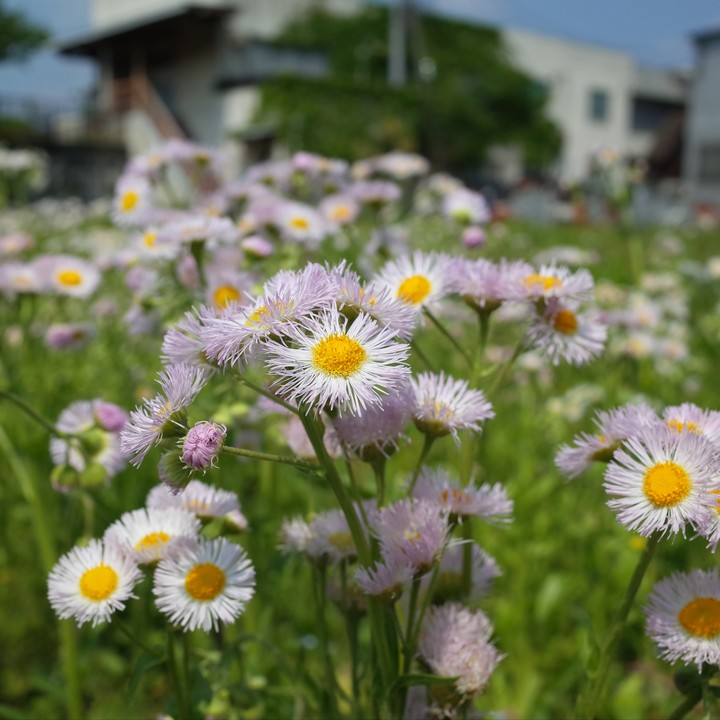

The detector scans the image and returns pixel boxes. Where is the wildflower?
[516,263,594,303]
[241,235,274,258]
[376,251,453,312]
[452,258,533,314]
[372,498,450,574]
[306,508,361,564]
[48,539,142,627]
[45,323,95,350]
[350,180,402,207]
[104,507,201,565]
[147,480,243,524]
[0,261,42,295]
[355,557,415,603]
[526,300,607,366]
[50,400,127,484]
[319,193,360,226]
[274,201,328,246]
[279,517,314,555]
[158,215,238,247]
[46,255,101,299]
[120,363,208,466]
[113,175,152,226]
[153,537,255,632]
[418,603,502,705]
[333,382,414,460]
[412,468,512,522]
[410,372,494,442]
[442,188,490,226]
[662,403,720,448]
[462,226,486,248]
[374,151,430,180]
[604,427,720,537]
[264,305,410,416]
[181,421,226,470]
[555,403,659,480]
[431,543,501,602]
[161,305,218,370]
[645,569,720,670]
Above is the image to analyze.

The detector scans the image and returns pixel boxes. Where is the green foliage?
[0,1,48,63]
[254,6,561,174]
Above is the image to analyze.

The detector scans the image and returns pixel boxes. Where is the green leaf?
[127,652,166,700]
[387,672,459,695]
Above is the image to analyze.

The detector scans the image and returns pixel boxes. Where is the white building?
[59,1,686,182]
[684,27,720,204]
[505,28,686,183]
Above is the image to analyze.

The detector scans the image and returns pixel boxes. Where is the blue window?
[589,89,609,122]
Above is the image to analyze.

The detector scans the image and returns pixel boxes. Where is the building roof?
[693,26,720,44]
[57,4,234,58]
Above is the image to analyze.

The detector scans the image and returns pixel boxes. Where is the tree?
[0,1,48,63]
[255,6,561,177]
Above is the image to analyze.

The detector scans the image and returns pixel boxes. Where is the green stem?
[580,534,660,719]
[314,564,340,718]
[221,445,319,472]
[402,576,422,674]
[423,309,471,366]
[116,620,162,658]
[461,520,474,597]
[487,337,526,398]
[0,426,82,720]
[240,377,300,415]
[371,456,387,506]
[408,435,435,495]
[0,390,68,438]
[410,340,436,372]
[298,411,396,701]
[668,692,701,720]
[166,630,191,720]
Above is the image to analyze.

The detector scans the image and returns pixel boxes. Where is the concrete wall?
[505,28,636,183]
[685,36,720,202]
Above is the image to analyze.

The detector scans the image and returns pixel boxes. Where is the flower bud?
[462,226,486,249]
[181,421,226,470]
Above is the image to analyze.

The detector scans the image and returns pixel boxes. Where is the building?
[59,1,687,183]
[504,28,687,184]
[684,27,720,204]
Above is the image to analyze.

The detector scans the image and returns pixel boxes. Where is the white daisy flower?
[153,537,255,632]
[263,305,410,415]
[526,300,607,366]
[516,263,594,303]
[412,467,512,523]
[645,569,720,670]
[46,255,101,299]
[410,372,494,442]
[113,175,152,226]
[428,543,501,602]
[120,363,208,467]
[146,480,242,522]
[48,539,142,627]
[275,201,329,246]
[104,507,201,564]
[376,251,453,312]
[603,428,720,537]
[662,403,720,448]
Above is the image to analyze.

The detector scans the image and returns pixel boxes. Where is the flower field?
[2,144,720,720]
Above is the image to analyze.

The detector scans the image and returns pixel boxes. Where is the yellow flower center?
[678,597,720,638]
[397,275,432,305]
[665,419,702,435]
[186,498,212,515]
[332,206,351,221]
[184,562,226,601]
[57,270,82,286]
[79,565,118,601]
[290,216,310,231]
[525,274,562,292]
[328,531,354,553]
[134,531,170,553]
[143,231,157,248]
[404,528,422,544]
[120,191,139,213]
[440,487,470,506]
[312,333,367,377]
[553,309,578,335]
[213,285,241,309]
[642,460,691,507]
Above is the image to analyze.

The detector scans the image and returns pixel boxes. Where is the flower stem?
[0,390,67,437]
[410,340,436,372]
[579,534,660,719]
[371,456,387,506]
[221,445,320,472]
[423,308,471,366]
[166,629,191,720]
[313,563,340,718]
[240,377,300,415]
[668,692,701,720]
[116,619,162,658]
[0,426,82,719]
[408,435,435,495]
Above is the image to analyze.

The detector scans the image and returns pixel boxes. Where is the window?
[589,89,609,122]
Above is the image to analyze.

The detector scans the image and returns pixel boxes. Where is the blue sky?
[1,0,719,104]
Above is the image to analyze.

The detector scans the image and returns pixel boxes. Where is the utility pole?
[388,0,409,87]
